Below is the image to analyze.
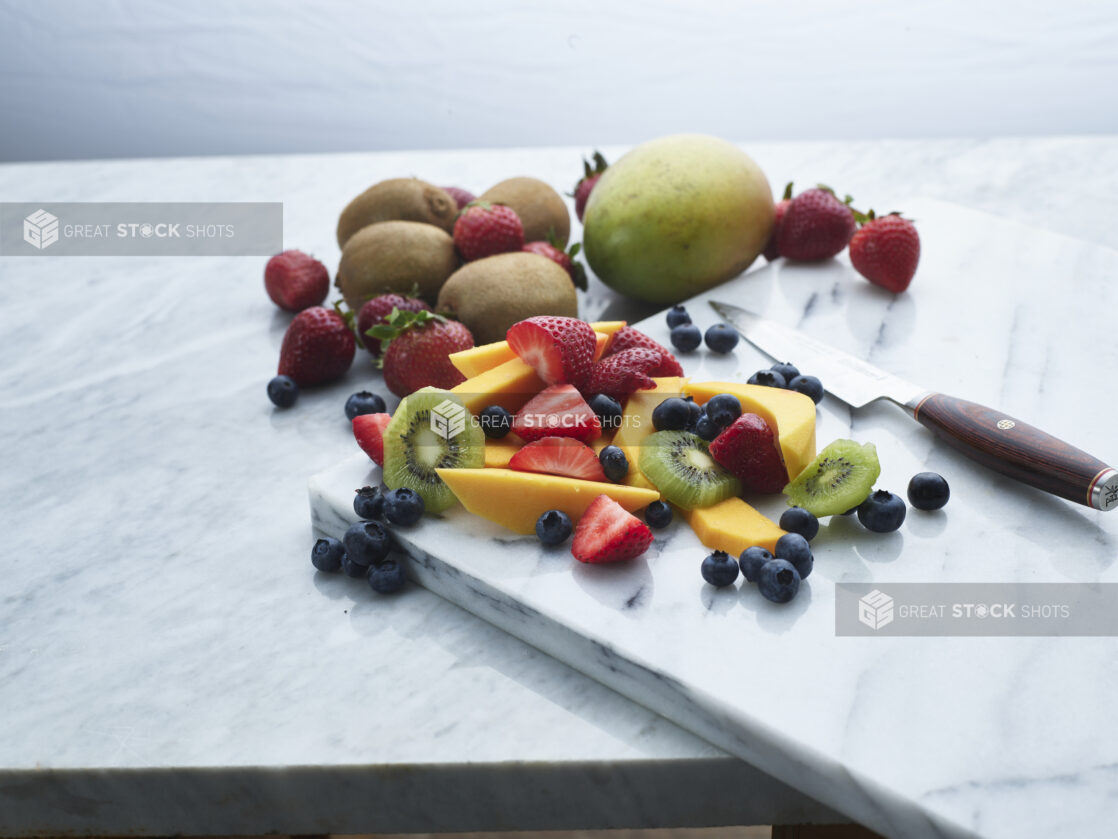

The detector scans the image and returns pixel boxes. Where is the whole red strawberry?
[573,152,608,222]
[356,293,432,355]
[264,250,329,312]
[522,238,588,291]
[506,316,597,388]
[777,186,856,262]
[374,309,474,398]
[708,413,789,493]
[583,347,662,401]
[454,203,525,262]
[277,306,356,386]
[441,186,476,210]
[849,212,921,293]
[603,326,683,377]
[762,182,794,262]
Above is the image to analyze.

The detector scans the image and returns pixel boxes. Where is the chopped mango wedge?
[437,468,659,535]
[684,381,816,481]
[483,438,521,468]
[450,358,546,415]
[449,341,517,378]
[683,497,787,554]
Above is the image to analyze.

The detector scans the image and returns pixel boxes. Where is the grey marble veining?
[2,138,1117,836]
[311,198,1118,839]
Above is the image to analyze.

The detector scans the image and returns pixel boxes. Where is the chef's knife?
[710,300,1117,511]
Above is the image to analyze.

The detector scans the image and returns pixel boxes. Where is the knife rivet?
[997,419,1016,430]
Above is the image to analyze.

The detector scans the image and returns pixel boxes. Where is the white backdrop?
[0,0,1115,162]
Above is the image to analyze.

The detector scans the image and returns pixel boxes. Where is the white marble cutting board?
[309,199,1118,839]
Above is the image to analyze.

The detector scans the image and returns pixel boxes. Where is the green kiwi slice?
[783,439,880,517]
[382,387,484,514]
[638,431,743,510]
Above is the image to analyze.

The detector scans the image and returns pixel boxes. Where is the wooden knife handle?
[909,393,1117,511]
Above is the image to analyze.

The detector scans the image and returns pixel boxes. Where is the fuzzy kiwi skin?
[337,178,458,247]
[436,252,578,345]
[479,177,570,247]
[336,220,459,310]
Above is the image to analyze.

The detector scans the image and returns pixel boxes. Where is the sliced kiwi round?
[783,439,880,517]
[382,387,484,514]
[638,430,742,510]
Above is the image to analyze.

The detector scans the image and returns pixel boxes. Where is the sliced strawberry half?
[506,316,596,387]
[604,326,684,376]
[353,412,391,466]
[708,413,789,493]
[512,384,602,444]
[508,437,608,482]
[571,494,654,564]
[583,348,662,402]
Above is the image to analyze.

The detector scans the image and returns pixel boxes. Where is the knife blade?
[710,300,1118,512]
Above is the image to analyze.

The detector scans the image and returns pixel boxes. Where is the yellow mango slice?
[611,377,687,492]
[683,497,787,554]
[484,439,521,468]
[451,358,546,415]
[436,468,659,535]
[449,341,517,377]
[449,320,627,377]
[684,381,816,481]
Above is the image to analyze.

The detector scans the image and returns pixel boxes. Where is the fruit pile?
[265,174,589,407]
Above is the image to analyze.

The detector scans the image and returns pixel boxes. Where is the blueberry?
[908,472,950,511]
[739,546,773,583]
[788,374,824,404]
[345,390,387,420]
[857,489,907,533]
[535,509,573,545]
[479,405,512,439]
[368,558,406,594]
[705,393,743,430]
[685,397,703,428]
[770,362,801,382]
[704,324,740,354]
[382,488,425,526]
[598,445,630,482]
[701,550,740,587]
[588,393,623,432]
[267,375,298,408]
[747,369,786,389]
[670,323,702,353]
[666,305,692,328]
[758,559,801,603]
[774,533,813,579]
[778,506,819,541]
[353,486,384,520]
[652,397,692,431]
[644,500,673,529]
[693,414,719,441]
[341,552,368,578]
[311,537,345,572]
[343,521,392,567]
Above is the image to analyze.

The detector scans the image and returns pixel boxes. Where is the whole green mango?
[583,134,774,304]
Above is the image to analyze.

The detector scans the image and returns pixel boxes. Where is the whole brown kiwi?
[336,221,458,310]
[436,252,577,345]
[478,177,570,247]
[336,178,457,247]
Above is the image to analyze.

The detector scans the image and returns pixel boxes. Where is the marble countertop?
[1,136,1116,836]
